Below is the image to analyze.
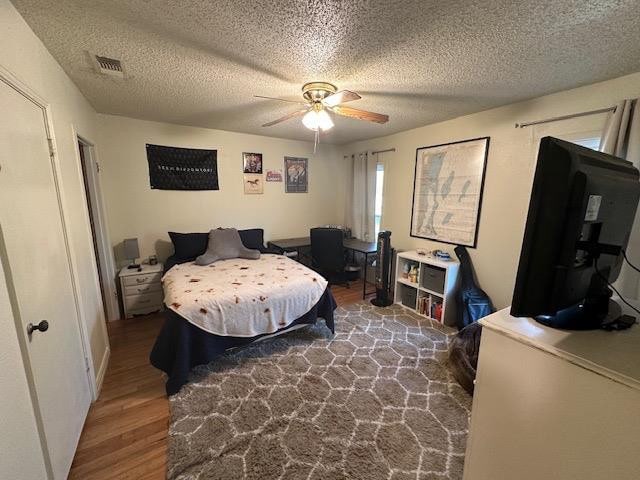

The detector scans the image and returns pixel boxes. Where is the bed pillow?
[196,228,260,265]
[238,228,265,251]
[168,232,209,260]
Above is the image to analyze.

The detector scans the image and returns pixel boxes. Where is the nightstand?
[119,263,164,319]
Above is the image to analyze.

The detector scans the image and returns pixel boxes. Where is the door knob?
[27,320,49,335]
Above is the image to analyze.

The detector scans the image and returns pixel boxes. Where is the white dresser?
[119,263,164,319]
[463,306,640,480]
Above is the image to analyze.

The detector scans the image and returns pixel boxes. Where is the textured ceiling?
[11,0,640,144]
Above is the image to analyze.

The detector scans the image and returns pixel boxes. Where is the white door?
[0,81,91,477]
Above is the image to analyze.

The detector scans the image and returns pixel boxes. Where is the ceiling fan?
[255,82,389,133]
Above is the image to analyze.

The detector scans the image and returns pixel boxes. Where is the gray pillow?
[195,228,260,265]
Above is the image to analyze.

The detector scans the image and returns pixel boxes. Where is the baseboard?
[95,346,110,397]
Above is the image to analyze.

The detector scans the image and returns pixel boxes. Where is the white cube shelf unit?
[394,250,459,326]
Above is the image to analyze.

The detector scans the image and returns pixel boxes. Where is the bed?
[150,253,336,395]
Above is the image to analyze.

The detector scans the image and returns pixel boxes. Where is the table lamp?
[123,238,140,269]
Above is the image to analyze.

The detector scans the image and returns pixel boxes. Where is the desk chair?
[310,227,349,287]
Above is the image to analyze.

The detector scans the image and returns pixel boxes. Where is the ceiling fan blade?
[262,109,308,127]
[254,95,308,105]
[322,90,361,107]
[331,106,389,124]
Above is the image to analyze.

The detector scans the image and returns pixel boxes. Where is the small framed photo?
[242,152,263,174]
[266,169,283,182]
[243,174,263,194]
[284,157,308,193]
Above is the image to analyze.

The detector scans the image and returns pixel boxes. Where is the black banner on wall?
[146,144,219,190]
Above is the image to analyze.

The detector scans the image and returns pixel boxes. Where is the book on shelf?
[415,295,443,322]
[417,295,435,317]
[431,299,443,322]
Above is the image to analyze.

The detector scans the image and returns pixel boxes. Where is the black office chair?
[310,227,349,287]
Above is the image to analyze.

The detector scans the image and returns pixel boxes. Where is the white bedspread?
[162,254,328,337]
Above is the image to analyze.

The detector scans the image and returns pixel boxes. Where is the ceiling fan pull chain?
[314,129,319,153]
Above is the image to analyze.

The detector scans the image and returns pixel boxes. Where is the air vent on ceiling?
[90,53,126,79]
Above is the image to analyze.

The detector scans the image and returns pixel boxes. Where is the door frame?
[73,130,119,323]
[0,64,96,405]
[71,131,114,397]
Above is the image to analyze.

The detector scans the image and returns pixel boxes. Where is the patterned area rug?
[168,302,471,480]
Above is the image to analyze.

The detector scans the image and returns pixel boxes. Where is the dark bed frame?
[150,289,336,395]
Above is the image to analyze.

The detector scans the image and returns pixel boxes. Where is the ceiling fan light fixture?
[302,109,334,131]
[317,110,334,131]
[258,82,388,136]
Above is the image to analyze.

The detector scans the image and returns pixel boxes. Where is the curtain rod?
[371,148,396,154]
[344,148,396,158]
[515,106,616,129]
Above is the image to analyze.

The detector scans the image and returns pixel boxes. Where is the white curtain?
[347,151,377,241]
[599,98,640,299]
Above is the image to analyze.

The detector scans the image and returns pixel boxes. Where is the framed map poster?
[410,137,490,248]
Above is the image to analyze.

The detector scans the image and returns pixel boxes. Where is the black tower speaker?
[371,230,393,307]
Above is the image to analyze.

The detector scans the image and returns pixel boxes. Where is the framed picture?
[284,157,308,193]
[242,152,263,174]
[266,169,283,182]
[243,174,263,194]
[410,137,490,248]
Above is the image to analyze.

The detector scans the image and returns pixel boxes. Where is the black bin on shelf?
[400,284,417,308]
[421,265,445,293]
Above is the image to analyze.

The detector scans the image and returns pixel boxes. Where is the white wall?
[0,0,108,386]
[343,72,640,309]
[97,114,347,265]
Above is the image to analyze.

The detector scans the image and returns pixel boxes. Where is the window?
[554,129,602,151]
[571,136,601,150]
[374,162,384,237]
[532,113,606,156]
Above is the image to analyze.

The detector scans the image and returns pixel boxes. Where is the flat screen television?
[511,136,640,329]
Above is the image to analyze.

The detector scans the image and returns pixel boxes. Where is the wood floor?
[69,282,373,479]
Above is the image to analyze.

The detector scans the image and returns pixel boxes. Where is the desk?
[267,236,377,299]
[344,239,377,299]
[267,237,310,253]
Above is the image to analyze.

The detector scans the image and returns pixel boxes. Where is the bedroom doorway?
[77,137,118,321]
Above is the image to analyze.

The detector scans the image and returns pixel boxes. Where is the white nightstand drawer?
[127,306,163,317]
[122,272,162,287]
[125,291,163,311]
[124,282,162,297]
